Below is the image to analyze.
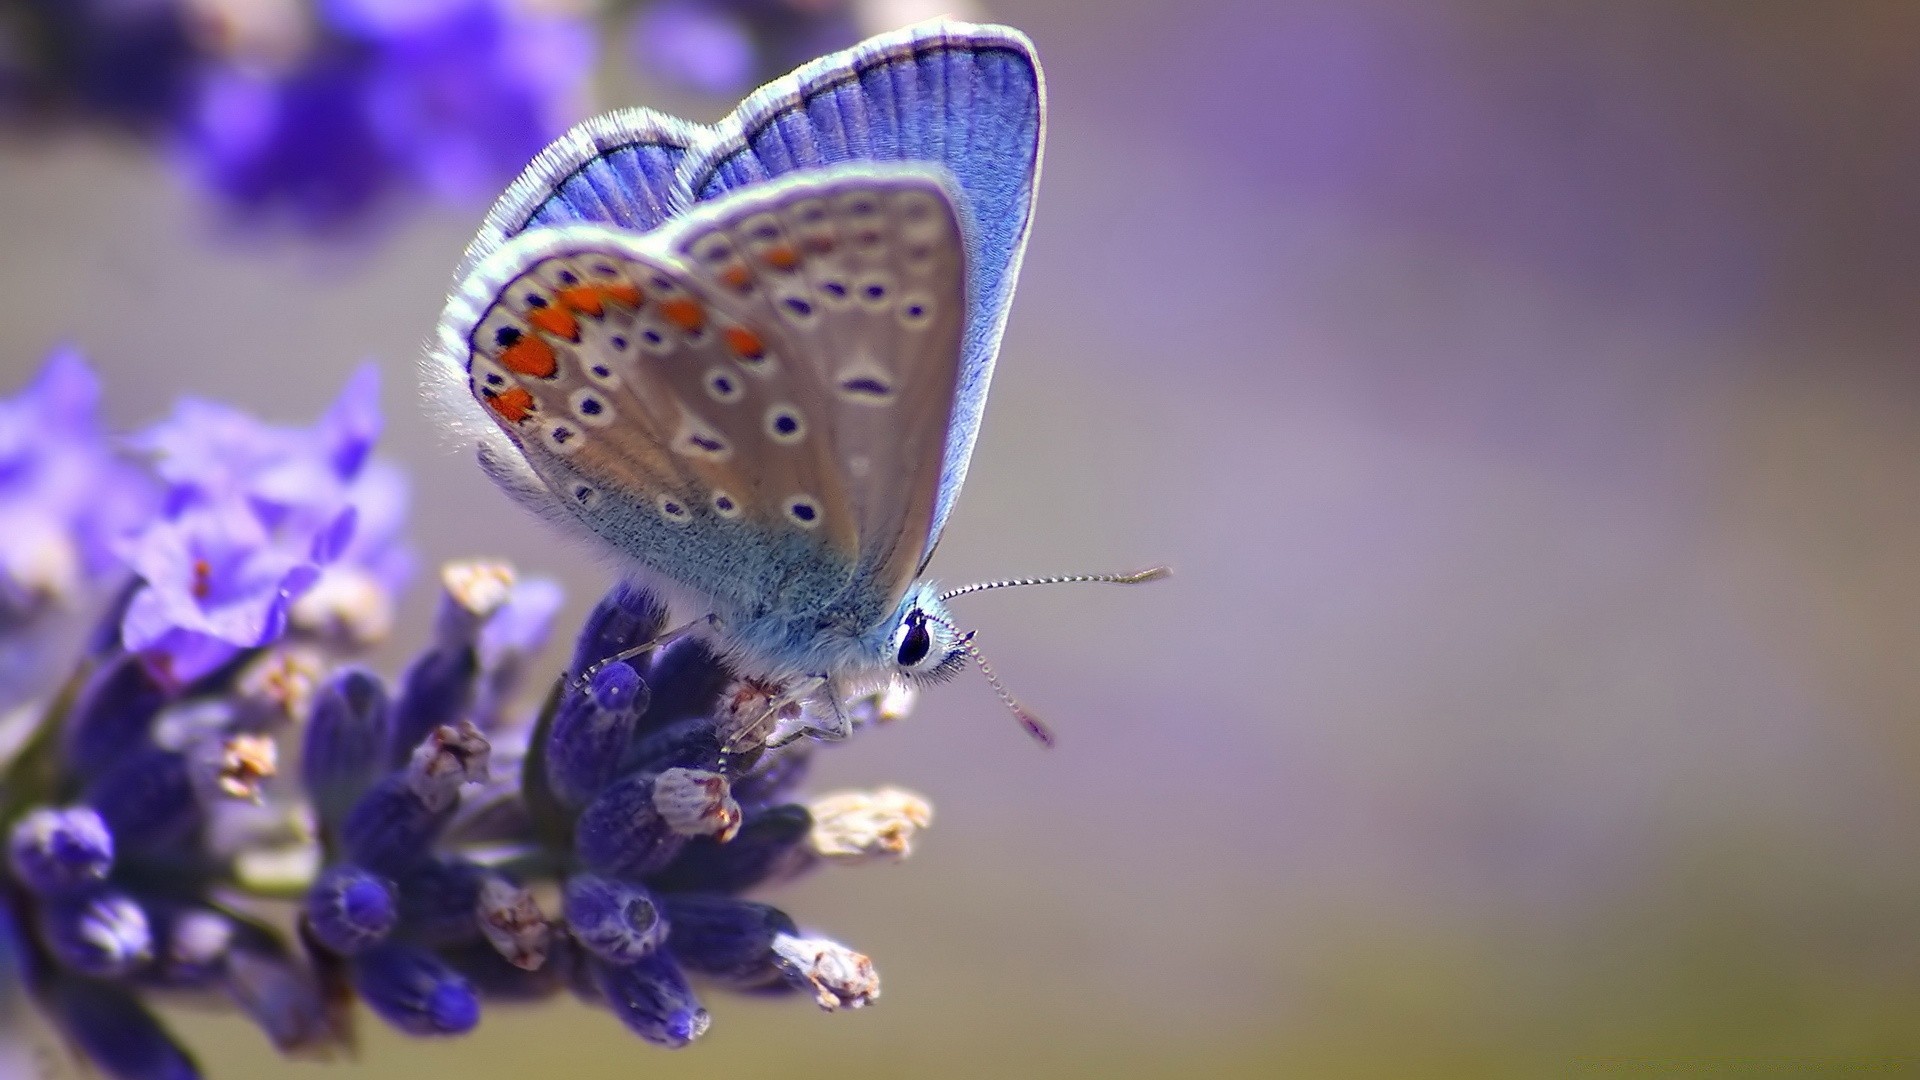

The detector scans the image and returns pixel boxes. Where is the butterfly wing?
[678,20,1045,563]
[456,109,710,279]
[659,165,969,606]
[434,166,965,636]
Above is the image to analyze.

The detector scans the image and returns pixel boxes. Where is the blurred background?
[3,0,1920,1074]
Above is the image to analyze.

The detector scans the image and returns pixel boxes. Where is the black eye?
[896,614,932,667]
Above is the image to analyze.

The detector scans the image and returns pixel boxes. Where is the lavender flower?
[119,505,325,686]
[0,349,155,626]
[0,360,926,1076]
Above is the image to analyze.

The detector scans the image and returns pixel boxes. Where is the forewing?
[437,224,861,615]
[678,20,1044,558]
[660,165,967,604]
[457,109,709,279]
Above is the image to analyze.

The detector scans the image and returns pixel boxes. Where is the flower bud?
[8,806,114,897]
[544,660,648,809]
[593,952,709,1049]
[301,668,390,830]
[41,890,154,978]
[650,804,812,894]
[304,866,397,955]
[352,943,481,1037]
[568,582,669,678]
[563,874,667,965]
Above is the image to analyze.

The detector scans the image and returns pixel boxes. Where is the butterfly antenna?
[924,612,1055,748]
[938,566,1171,603]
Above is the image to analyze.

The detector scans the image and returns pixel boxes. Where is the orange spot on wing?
[719,263,752,291]
[600,283,644,308]
[723,326,765,360]
[661,297,706,333]
[499,338,557,378]
[557,287,604,316]
[527,307,580,341]
[762,244,801,271]
[803,235,835,255]
[487,386,535,423]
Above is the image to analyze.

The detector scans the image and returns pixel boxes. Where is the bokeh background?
[4,0,1920,1074]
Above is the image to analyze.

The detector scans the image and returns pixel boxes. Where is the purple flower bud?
[301,668,391,830]
[593,951,709,1048]
[387,643,477,769]
[658,895,795,985]
[64,651,171,778]
[339,774,452,877]
[394,857,486,946]
[305,866,397,955]
[649,804,812,895]
[44,976,201,1080]
[634,636,731,731]
[545,661,648,809]
[563,874,667,965]
[574,768,738,880]
[351,943,480,1037]
[8,806,114,896]
[85,749,202,853]
[40,890,154,978]
[620,715,724,778]
[568,582,668,678]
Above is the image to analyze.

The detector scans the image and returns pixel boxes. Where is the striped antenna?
[939,566,1170,603]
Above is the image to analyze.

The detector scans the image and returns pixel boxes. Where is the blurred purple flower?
[631,0,756,96]
[119,504,326,685]
[0,349,156,622]
[355,0,593,204]
[183,0,590,233]
[183,51,403,236]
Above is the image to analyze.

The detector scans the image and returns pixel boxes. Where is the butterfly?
[429,20,1164,750]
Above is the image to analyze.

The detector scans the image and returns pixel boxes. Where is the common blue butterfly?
[429,21,1163,749]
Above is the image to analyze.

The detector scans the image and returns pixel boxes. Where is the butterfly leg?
[763,687,853,750]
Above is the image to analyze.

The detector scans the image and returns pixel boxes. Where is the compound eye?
[895,613,933,668]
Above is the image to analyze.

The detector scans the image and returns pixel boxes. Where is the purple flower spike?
[44,975,202,1080]
[8,806,114,897]
[563,874,667,966]
[120,506,321,686]
[545,661,649,810]
[40,890,154,978]
[305,866,398,955]
[593,951,710,1049]
[301,668,392,831]
[351,942,480,1037]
